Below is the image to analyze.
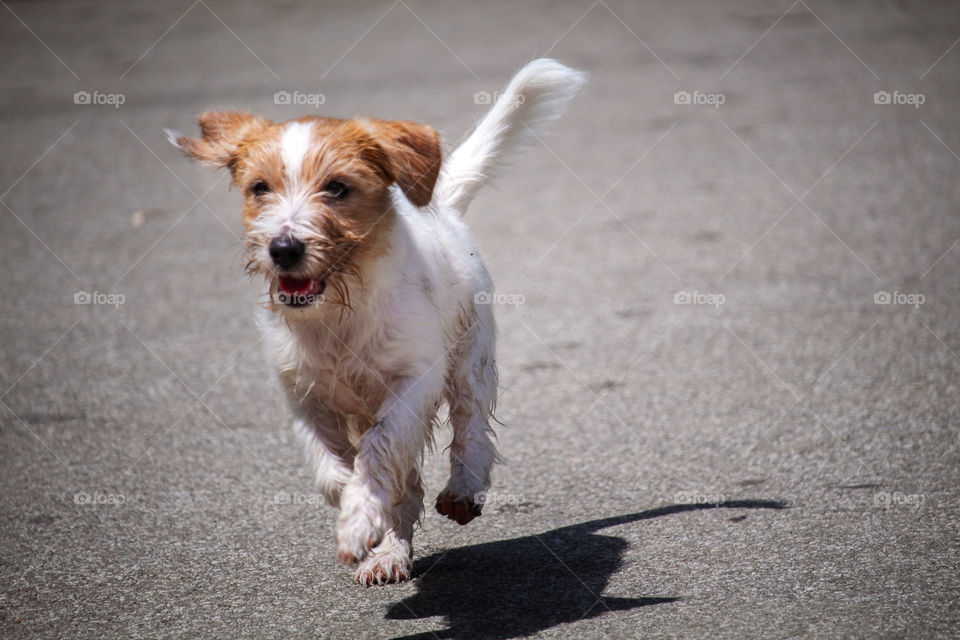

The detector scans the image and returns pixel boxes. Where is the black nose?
[269,235,305,269]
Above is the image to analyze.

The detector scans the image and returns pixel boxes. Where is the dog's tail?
[435,58,586,215]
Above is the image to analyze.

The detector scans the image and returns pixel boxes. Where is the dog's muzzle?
[269,235,326,307]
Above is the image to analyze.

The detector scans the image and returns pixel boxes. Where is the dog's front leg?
[336,371,440,566]
[292,411,354,508]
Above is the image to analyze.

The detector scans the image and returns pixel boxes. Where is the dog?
[166,59,585,585]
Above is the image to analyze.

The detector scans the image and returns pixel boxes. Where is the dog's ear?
[362,119,442,207]
[165,111,270,171]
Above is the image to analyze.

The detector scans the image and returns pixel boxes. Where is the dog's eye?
[323,180,349,199]
[251,180,271,197]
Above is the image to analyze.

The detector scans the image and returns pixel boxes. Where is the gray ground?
[1,1,959,638]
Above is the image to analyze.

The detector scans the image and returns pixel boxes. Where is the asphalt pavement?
[1,1,959,638]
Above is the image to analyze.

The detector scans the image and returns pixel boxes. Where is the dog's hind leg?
[437,305,499,525]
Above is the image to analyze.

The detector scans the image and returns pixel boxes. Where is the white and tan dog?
[167,59,585,585]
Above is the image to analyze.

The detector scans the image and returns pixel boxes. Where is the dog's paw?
[435,489,483,525]
[336,509,386,565]
[355,544,412,586]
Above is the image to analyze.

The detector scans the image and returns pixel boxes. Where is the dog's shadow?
[386,500,787,639]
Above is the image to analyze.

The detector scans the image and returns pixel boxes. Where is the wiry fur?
[438,58,588,214]
[167,59,585,586]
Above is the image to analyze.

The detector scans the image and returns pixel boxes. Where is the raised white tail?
[436,59,586,214]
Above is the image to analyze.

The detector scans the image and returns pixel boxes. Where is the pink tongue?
[278,276,315,295]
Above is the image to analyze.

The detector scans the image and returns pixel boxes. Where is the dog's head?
[166,111,441,315]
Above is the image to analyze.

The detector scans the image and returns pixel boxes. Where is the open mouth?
[276,275,326,308]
